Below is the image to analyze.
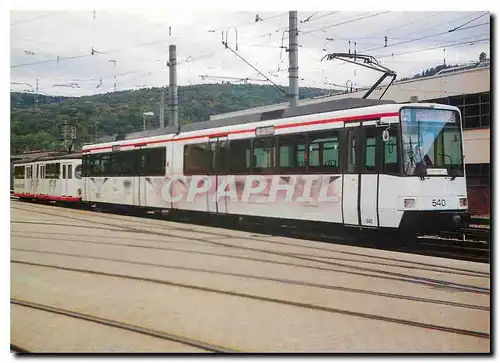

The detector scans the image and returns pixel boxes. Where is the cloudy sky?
[10,7,490,97]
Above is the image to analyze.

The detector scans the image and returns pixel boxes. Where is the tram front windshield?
[401,107,464,177]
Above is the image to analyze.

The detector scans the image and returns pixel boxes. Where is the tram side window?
[101,154,113,175]
[14,166,25,179]
[82,156,88,177]
[308,131,341,173]
[209,140,229,175]
[218,140,230,174]
[383,128,399,174]
[345,129,357,174]
[141,148,166,176]
[253,137,276,173]
[184,143,211,175]
[364,128,379,173]
[229,139,251,174]
[83,155,96,177]
[278,134,306,172]
[114,150,138,176]
[88,154,101,176]
[75,165,82,179]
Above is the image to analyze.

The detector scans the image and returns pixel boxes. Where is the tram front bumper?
[399,210,470,235]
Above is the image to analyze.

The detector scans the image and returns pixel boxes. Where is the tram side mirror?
[382,130,390,142]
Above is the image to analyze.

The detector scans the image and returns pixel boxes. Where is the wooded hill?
[11,84,335,154]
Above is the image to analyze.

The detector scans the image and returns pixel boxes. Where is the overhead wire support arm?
[221,42,287,95]
[321,52,397,99]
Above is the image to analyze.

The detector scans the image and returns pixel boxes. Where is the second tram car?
[13,153,83,202]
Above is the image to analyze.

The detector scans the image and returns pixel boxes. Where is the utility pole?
[288,11,299,109]
[168,44,179,127]
[109,60,117,91]
[35,78,39,105]
[159,87,165,128]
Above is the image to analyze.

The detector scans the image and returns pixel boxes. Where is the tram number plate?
[432,198,446,207]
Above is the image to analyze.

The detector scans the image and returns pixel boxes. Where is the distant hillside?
[10,93,71,108]
[10,84,335,154]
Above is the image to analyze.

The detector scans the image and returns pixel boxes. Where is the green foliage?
[479,52,489,62]
[10,84,333,154]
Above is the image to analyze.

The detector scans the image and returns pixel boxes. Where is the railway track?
[11,200,490,351]
[11,299,235,353]
[10,196,490,263]
[11,262,490,342]
[11,202,490,294]
[416,237,489,264]
[438,228,490,242]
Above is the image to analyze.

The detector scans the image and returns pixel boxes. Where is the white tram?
[13,153,83,202]
[80,99,470,236]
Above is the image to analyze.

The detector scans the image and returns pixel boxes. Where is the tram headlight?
[77,187,82,196]
[459,197,467,208]
[404,198,416,209]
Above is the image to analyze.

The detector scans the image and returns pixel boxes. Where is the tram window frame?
[252,136,276,174]
[344,128,358,174]
[184,143,211,175]
[85,153,101,176]
[362,127,380,174]
[141,147,166,176]
[307,130,342,174]
[100,154,113,176]
[218,140,230,175]
[229,139,252,174]
[277,133,306,174]
[82,156,88,177]
[14,166,25,179]
[208,139,230,175]
[113,150,139,177]
[382,125,400,175]
[46,164,52,179]
[75,164,82,179]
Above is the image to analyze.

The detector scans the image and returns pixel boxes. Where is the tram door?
[27,165,34,195]
[342,123,360,226]
[342,122,380,227]
[34,164,40,195]
[208,136,228,214]
[62,163,68,196]
[359,122,379,228]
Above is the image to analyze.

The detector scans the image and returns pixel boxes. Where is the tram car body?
[81,99,470,236]
[13,153,83,202]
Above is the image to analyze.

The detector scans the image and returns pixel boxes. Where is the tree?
[10,84,334,153]
[479,52,488,62]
